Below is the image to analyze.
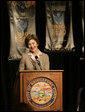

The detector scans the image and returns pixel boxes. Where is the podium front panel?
[20,70,63,111]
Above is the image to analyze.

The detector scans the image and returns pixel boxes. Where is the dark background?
[0,1,84,111]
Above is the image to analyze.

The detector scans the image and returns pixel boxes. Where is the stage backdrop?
[45,1,75,51]
[7,1,36,60]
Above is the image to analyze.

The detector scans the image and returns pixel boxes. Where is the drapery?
[45,1,75,51]
[7,1,36,60]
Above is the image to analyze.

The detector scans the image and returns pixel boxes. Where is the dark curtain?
[0,1,84,111]
[0,0,10,111]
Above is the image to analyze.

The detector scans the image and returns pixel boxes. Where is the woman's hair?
[25,34,40,48]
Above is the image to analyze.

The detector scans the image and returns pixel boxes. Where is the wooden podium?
[19,70,63,111]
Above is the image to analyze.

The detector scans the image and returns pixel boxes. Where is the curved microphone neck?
[35,56,38,60]
[35,56,42,70]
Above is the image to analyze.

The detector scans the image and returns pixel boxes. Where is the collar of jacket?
[27,50,42,61]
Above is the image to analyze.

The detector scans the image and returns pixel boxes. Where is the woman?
[19,34,50,70]
[13,34,50,109]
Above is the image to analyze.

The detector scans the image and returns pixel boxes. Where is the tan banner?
[80,1,84,53]
[45,1,75,51]
[7,1,36,60]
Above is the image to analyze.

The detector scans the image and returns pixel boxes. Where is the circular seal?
[26,77,57,108]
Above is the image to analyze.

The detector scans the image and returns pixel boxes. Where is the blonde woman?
[19,34,50,70]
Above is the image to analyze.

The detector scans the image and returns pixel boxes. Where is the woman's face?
[28,39,38,53]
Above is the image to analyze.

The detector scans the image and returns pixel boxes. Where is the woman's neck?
[32,49,39,56]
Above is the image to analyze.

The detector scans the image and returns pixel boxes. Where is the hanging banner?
[80,1,84,54]
[7,1,36,60]
[45,1,75,51]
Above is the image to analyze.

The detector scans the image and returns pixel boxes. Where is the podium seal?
[26,77,57,108]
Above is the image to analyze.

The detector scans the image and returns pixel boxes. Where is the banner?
[7,1,36,60]
[45,1,75,51]
[80,1,84,54]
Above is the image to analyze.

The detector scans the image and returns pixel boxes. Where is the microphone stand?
[35,56,42,70]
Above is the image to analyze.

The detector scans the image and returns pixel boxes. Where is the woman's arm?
[44,54,50,70]
[19,54,25,70]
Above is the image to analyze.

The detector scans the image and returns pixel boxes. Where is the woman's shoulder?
[21,53,29,58]
[42,52,49,57]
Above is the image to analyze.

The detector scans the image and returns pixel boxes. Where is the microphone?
[35,56,42,70]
